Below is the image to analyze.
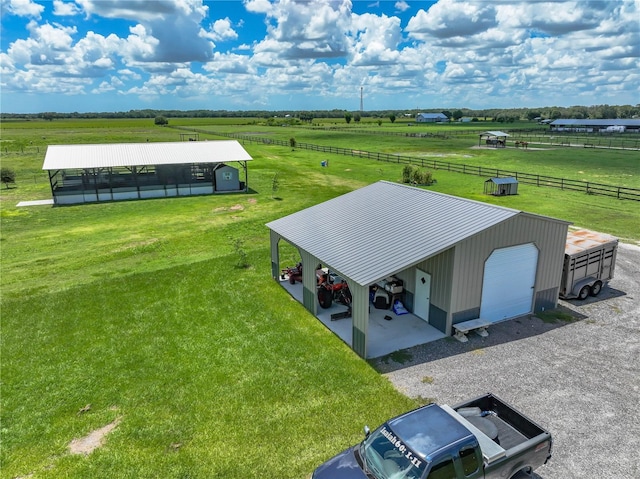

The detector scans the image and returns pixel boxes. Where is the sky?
[1,0,639,114]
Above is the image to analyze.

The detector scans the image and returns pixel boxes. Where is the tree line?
[1,104,638,121]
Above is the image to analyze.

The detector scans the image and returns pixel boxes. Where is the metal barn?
[267,181,569,358]
[42,141,252,205]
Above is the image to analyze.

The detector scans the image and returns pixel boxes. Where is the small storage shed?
[214,164,240,191]
[42,141,252,205]
[267,181,570,358]
[485,177,518,196]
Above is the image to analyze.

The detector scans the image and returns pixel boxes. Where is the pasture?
[1,118,639,478]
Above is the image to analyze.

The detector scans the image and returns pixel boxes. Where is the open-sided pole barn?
[42,141,252,205]
[267,181,569,358]
[479,131,510,147]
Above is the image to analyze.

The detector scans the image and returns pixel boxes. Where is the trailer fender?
[571,277,597,298]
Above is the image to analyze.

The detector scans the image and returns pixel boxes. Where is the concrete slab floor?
[279,278,446,358]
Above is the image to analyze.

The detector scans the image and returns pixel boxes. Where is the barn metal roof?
[481,131,510,137]
[417,112,448,119]
[42,141,253,170]
[267,181,526,286]
[486,177,518,185]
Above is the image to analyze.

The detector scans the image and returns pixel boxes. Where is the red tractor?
[281,262,302,284]
[316,267,352,310]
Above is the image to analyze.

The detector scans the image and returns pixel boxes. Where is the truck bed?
[448,394,548,464]
[482,413,528,450]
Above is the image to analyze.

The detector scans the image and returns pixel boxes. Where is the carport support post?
[269,231,281,280]
[300,251,319,316]
[350,284,368,358]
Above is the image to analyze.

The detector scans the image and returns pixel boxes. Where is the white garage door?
[480,243,538,323]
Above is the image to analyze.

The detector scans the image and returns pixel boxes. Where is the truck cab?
[360,404,484,479]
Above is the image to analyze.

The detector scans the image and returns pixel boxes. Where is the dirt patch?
[213,203,246,213]
[247,198,257,204]
[68,417,121,455]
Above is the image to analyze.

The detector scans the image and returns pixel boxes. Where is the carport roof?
[42,140,252,170]
[481,131,510,137]
[267,181,531,286]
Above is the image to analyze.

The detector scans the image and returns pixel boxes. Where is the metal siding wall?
[350,283,369,358]
[535,287,560,312]
[451,215,569,316]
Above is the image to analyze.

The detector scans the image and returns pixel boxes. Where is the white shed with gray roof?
[267,181,570,358]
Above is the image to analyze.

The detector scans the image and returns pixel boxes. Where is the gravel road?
[375,242,640,479]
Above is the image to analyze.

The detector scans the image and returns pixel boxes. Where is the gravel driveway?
[375,242,640,479]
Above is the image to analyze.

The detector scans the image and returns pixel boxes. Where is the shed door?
[480,243,538,323]
[414,269,431,323]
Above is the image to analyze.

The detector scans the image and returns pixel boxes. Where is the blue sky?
[1,0,638,113]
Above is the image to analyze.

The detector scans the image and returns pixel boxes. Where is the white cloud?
[350,13,403,66]
[406,0,497,40]
[121,24,160,62]
[252,0,353,60]
[395,1,409,13]
[53,0,81,16]
[1,0,638,111]
[6,0,44,18]
[243,0,273,15]
[75,0,214,62]
[75,0,206,22]
[204,51,254,74]
[207,17,239,42]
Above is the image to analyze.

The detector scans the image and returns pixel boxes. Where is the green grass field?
[1,119,638,478]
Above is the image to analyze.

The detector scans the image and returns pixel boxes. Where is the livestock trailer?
[560,229,618,300]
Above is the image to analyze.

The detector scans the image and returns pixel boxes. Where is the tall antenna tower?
[360,86,363,112]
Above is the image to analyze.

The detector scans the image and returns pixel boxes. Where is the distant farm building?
[485,177,519,196]
[416,112,449,123]
[42,141,252,205]
[549,119,640,133]
[479,131,509,147]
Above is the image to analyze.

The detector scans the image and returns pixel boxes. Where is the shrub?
[402,165,414,183]
[402,165,434,185]
[1,167,16,188]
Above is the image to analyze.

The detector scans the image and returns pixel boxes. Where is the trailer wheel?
[578,285,591,300]
[289,275,296,284]
[590,281,602,296]
[318,288,333,309]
